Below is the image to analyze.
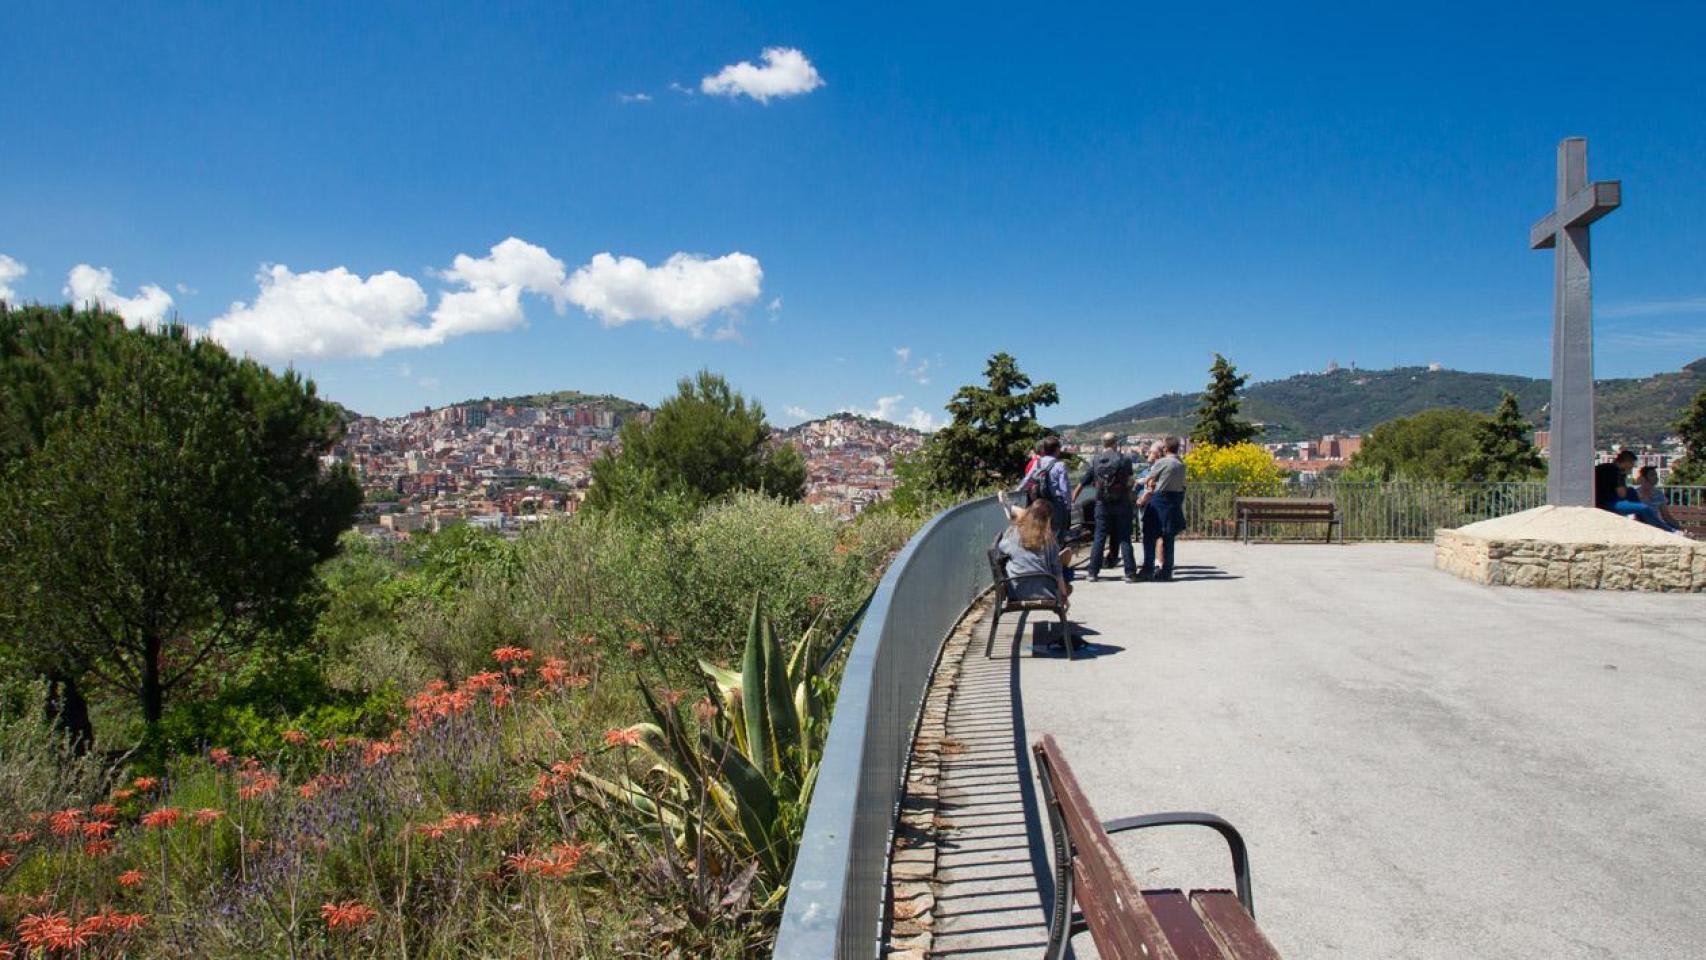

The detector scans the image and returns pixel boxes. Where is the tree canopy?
[1349,407,1487,481]
[923,353,1059,496]
[1190,353,1261,447]
[1463,391,1545,481]
[0,305,360,742]
[584,370,805,523]
[1668,387,1706,485]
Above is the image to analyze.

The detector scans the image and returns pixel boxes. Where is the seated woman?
[998,501,1071,608]
[1596,450,1681,533]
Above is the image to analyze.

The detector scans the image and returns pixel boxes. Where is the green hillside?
[1071,358,1706,446]
[458,389,648,414]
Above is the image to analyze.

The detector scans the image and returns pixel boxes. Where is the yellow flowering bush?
[1184,442,1283,495]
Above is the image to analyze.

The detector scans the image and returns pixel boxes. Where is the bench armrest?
[1102,811,1255,917]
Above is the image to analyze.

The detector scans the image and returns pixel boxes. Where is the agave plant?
[573,596,836,902]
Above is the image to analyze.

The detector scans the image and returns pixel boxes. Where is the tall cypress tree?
[1190,353,1260,447]
[1465,391,1544,481]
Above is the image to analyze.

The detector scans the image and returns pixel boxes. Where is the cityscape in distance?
[335,355,1704,538]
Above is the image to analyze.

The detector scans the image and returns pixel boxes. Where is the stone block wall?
[1435,530,1706,592]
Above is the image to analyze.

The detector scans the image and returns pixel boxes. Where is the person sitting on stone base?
[1595,450,1680,533]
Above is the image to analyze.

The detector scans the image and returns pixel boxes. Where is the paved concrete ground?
[925,542,1706,959]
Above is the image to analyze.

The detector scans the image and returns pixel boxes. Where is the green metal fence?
[1181,482,1706,542]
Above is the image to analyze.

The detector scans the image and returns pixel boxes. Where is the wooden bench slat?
[1046,739,1180,960]
[1074,860,1168,960]
[1192,890,1283,960]
[1144,890,1230,960]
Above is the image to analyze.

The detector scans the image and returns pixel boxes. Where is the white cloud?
[209,265,432,362]
[893,346,931,384]
[844,394,941,432]
[565,251,762,334]
[0,255,25,303]
[700,47,824,103]
[64,264,174,328]
[784,404,814,420]
[619,92,653,103]
[200,238,768,363]
[431,237,569,338]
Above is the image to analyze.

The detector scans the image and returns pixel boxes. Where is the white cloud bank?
[208,239,764,363]
[64,264,174,328]
[208,265,432,362]
[700,47,824,103]
[844,394,941,432]
[0,255,25,303]
[565,252,762,334]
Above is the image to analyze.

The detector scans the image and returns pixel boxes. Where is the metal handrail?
[774,495,1010,959]
[1183,481,1706,541]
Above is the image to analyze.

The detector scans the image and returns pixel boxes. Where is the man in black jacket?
[1073,432,1137,582]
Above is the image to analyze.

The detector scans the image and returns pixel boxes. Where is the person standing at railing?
[1020,435,1074,571]
[1073,432,1138,582]
[1138,436,1188,581]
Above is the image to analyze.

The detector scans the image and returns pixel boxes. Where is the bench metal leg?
[1059,610,1072,661]
[985,607,1002,658]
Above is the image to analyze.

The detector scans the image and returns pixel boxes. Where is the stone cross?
[1530,137,1620,506]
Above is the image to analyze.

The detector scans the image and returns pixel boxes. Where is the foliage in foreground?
[0,597,850,958]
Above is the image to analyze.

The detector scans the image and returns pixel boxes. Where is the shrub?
[1184,442,1284,495]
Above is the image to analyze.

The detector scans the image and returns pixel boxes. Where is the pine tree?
[0,306,360,742]
[1667,388,1706,484]
[1465,391,1544,481]
[925,353,1060,496]
[584,370,805,524]
[1190,353,1260,447]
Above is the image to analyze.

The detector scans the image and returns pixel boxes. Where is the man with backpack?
[1072,432,1137,582]
[1021,435,1072,551]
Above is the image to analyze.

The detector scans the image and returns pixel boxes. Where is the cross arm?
[1530,180,1622,249]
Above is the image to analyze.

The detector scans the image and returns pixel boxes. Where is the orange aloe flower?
[139,807,182,829]
[320,900,378,931]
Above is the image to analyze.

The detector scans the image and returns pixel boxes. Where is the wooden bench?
[1233,497,1342,544]
[1662,504,1706,539]
[1033,735,1281,959]
[986,544,1074,660]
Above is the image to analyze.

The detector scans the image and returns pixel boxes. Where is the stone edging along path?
[883,594,989,959]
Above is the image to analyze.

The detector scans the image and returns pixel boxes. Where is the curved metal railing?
[774,495,1009,959]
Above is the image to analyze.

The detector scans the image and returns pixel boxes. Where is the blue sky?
[3,2,1704,425]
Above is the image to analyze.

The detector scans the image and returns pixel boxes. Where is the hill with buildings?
[1071,358,1706,446]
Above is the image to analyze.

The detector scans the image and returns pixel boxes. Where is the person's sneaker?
[1133,571,1154,582]
[1153,573,1173,582]
[1086,572,1100,582]
[1123,574,1140,583]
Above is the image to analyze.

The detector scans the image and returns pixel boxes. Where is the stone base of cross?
[1530,137,1619,507]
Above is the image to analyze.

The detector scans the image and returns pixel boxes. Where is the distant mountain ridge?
[1069,358,1706,446]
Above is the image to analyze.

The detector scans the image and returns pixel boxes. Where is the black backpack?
[1022,457,1057,505]
[1092,451,1132,502]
